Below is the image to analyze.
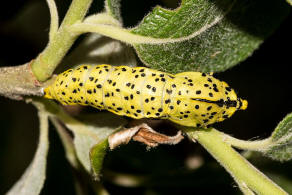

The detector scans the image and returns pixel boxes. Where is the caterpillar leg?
[108,123,184,149]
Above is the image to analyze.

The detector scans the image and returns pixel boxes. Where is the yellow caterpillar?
[43,65,247,127]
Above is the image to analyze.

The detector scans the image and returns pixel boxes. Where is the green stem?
[186,128,287,195]
[31,0,93,81]
[223,134,272,151]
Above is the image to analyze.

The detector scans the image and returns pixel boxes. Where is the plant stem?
[223,134,272,151]
[31,0,93,81]
[186,128,287,195]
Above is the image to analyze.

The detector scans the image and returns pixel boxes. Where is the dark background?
[0,0,291,194]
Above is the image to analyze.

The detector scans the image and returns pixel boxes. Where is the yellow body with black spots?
[43,65,247,127]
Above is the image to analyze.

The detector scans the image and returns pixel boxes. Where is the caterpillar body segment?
[44,65,247,127]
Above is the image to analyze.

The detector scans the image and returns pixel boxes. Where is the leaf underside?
[264,113,292,161]
[131,0,290,73]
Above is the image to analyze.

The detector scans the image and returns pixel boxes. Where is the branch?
[31,0,93,81]
[185,128,287,195]
[0,63,43,100]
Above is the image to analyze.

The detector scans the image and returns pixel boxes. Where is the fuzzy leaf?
[105,0,122,22]
[131,0,290,73]
[263,113,292,161]
[90,139,109,178]
[59,34,137,71]
[66,113,126,172]
[6,111,49,195]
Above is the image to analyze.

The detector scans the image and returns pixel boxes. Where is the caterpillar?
[43,64,247,128]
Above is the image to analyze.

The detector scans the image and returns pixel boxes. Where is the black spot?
[131,84,135,89]
[83,66,88,69]
[196,90,201,94]
[141,73,146,77]
[132,69,136,73]
[145,98,149,103]
[207,78,212,82]
[152,73,156,76]
[136,110,141,113]
[207,106,212,111]
[122,67,127,71]
[79,83,83,87]
[158,108,163,112]
[96,84,102,88]
[159,74,164,77]
[223,115,229,119]
[165,99,171,104]
[85,101,89,104]
[172,84,176,88]
[72,89,77,93]
[116,88,120,92]
[105,68,109,72]
[203,119,209,123]
[151,107,155,110]
[105,93,110,97]
[178,91,182,95]
[107,79,112,84]
[112,103,116,106]
[155,113,160,116]
[184,115,188,118]
[204,84,209,87]
[209,116,214,119]
[131,105,135,109]
[177,100,181,105]
[201,114,206,117]
[146,85,151,89]
[155,78,159,82]
[166,89,173,94]
[93,89,96,93]
[134,113,138,117]
[89,77,94,81]
[147,112,151,115]
[202,73,206,77]
[126,110,130,114]
[161,78,166,82]
[99,70,102,74]
[135,75,139,78]
[196,124,201,127]
[211,112,217,115]
[139,69,145,72]
[124,96,129,100]
[195,105,199,109]
[72,78,77,82]
[151,97,155,101]
[136,91,140,94]
[214,88,219,92]
[113,82,116,86]
[117,107,123,111]
[189,83,193,86]
[209,93,213,97]
[226,87,232,92]
[130,94,134,99]
[62,92,66,95]
[152,87,156,92]
[126,83,131,87]
[170,106,174,110]
[188,79,193,82]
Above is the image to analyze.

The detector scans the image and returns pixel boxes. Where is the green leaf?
[131,0,290,73]
[263,113,292,161]
[59,34,137,71]
[90,139,109,178]
[105,0,122,22]
[66,113,126,172]
[6,111,49,195]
